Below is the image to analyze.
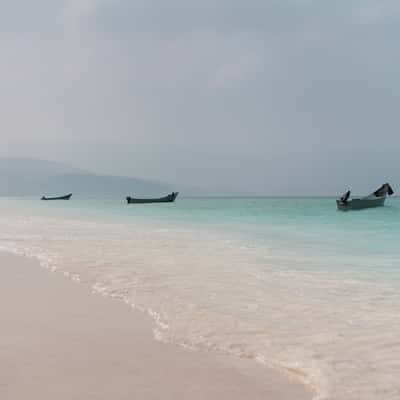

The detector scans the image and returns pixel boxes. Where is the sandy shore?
[0,252,312,400]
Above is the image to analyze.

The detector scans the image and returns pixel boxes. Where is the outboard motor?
[374,183,394,197]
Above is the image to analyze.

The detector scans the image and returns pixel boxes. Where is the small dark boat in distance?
[336,183,394,211]
[41,193,72,201]
[126,192,179,204]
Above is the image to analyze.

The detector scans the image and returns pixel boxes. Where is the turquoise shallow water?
[6,196,400,273]
[1,196,400,399]
[7,195,400,249]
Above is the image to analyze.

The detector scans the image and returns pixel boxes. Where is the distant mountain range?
[0,158,175,197]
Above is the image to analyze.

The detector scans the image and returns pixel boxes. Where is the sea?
[1,196,400,399]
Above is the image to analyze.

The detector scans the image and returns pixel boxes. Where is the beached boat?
[41,193,72,201]
[336,183,394,211]
[126,192,179,204]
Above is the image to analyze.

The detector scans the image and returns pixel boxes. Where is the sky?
[1,0,400,195]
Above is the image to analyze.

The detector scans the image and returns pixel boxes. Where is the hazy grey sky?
[1,0,400,194]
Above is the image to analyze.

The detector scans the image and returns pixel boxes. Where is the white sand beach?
[0,252,312,400]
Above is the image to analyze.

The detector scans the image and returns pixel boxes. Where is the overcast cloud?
[1,0,400,195]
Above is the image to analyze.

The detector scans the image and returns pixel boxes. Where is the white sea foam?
[1,198,400,399]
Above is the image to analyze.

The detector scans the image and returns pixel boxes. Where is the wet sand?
[0,252,312,400]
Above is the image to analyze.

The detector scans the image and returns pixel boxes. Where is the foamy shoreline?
[0,252,312,400]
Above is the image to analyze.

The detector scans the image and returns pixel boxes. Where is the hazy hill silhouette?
[0,158,173,196]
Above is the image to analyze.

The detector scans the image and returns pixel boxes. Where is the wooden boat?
[126,192,179,204]
[41,193,72,201]
[336,183,394,211]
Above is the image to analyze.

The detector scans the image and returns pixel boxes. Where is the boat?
[336,183,394,211]
[126,192,179,204]
[41,193,72,201]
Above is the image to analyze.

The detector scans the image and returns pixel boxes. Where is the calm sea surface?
[1,196,400,399]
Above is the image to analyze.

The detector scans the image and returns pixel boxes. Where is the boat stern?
[336,199,351,211]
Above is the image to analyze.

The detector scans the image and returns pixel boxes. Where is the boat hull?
[336,196,386,211]
[126,192,178,204]
[41,194,72,201]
